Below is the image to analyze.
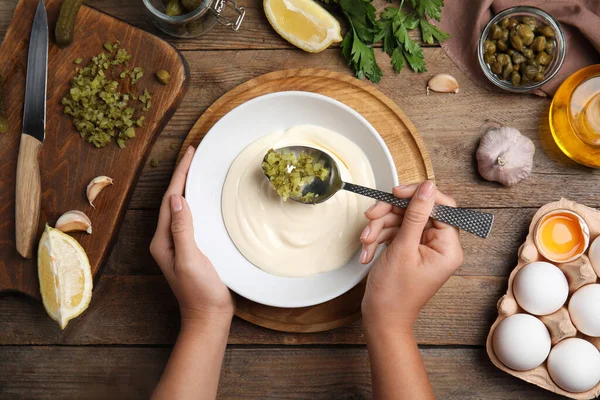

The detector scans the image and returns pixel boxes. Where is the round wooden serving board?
[179,69,434,332]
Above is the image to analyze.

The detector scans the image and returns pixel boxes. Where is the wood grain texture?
[0,0,189,297]
[0,346,567,400]
[15,133,42,258]
[0,275,506,345]
[177,68,434,332]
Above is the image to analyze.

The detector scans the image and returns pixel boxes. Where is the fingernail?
[170,194,183,212]
[360,249,368,263]
[361,225,370,240]
[394,184,409,189]
[365,202,377,213]
[418,180,435,199]
[186,145,195,154]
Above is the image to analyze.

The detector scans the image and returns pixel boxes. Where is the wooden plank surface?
[1,275,505,345]
[2,0,599,398]
[0,346,566,399]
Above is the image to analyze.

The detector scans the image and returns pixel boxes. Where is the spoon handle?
[342,183,494,238]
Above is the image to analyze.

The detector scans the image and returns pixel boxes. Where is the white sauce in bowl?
[221,125,376,278]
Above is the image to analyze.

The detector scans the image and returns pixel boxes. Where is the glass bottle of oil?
[550,65,600,167]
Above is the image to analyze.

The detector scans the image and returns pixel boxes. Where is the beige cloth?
[437,0,600,97]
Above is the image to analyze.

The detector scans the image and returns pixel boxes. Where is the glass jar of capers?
[143,0,245,38]
[478,6,566,93]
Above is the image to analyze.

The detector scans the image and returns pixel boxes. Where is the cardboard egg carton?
[486,198,600,400]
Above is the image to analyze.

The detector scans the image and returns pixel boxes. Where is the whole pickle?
[55,0,84,48]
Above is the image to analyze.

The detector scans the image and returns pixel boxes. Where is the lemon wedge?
[264,0,343,53]
[38,225,92,329]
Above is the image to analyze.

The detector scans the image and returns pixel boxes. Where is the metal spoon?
[265,146,494,238]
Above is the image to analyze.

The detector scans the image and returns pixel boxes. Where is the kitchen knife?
[16,0,48,259]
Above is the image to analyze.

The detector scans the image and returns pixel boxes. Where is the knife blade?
[15,0,48,259]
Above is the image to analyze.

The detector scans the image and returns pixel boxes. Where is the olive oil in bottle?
[550,65,600,167]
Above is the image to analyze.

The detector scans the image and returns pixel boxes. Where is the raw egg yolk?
[538,213,585,261]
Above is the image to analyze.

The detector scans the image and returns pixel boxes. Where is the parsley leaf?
[338,0,382,83]
[419,19,451,44]
[319,0,450,82]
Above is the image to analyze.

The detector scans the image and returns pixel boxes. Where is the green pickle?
[55,0,84,48]
[262,149,330,203]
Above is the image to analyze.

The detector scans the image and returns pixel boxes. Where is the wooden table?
[1,1,598,398]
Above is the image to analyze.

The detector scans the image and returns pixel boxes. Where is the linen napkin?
[437,0,600,96]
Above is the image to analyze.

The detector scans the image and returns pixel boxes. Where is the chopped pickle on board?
[61,42,152,148]
[261,149,330,203]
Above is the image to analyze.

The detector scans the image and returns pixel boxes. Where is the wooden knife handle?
[15,134,42,259]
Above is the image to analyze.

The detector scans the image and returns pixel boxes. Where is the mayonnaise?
[221,125,376,278]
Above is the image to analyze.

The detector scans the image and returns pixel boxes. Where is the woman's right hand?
[360,181,464,333]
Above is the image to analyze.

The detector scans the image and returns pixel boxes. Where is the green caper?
[539,25,555,37]
[497,53,511,65]
[510,35,524,51]
[500,18,510,29]
[484,52,497,64]
[518,25,534,45]
[490,24,503,40]
[507,19,518,29]
[523,48,534,59]
[513,64,520,72]
[512,52,526,65]
[531,36,546,52]
[501,29,509,41]
[491,61,503,75]
[497,40,508,51]
[523,65,539,80]
[536,51,551,66]
[511,71,521,86]
[507,49,515,56]
[522,16,538,29]
[527,58,539,67]
[539,65,547,73]
[502,63,514,80]
[545,40,555,55]
[521,73,531,83]
[165,0,184,16]
[484,40,497,54]
[534,73,545,82]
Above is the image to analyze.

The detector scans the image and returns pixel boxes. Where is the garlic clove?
[55,210,92,234]
[87,176,113,209]
[426,74,459,95]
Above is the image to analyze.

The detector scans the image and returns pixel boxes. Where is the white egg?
[493,313,551,371]
[547,338,600,393]
[569,284,600,337]
[513,261,569,315]
[589,236,600,278]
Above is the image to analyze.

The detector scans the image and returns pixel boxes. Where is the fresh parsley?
[320,0,450,82]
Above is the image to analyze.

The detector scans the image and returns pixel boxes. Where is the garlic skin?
[87,176,113,209]
[55,210,92,234]
[427,74,459,95]
[476,126,535,187]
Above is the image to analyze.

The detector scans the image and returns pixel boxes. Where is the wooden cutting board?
[0,0,188,298]
[179,69,434,332]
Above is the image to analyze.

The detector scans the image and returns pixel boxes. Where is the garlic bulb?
[476,126,535,187]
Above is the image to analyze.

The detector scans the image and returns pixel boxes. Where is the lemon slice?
[264,0,343,53]
[38,225,92,329]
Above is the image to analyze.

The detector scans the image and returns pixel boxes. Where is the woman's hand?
[360,181,463,333]
[150,146,235,329]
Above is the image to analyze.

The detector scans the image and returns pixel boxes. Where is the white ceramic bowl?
[186,91,398,307]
